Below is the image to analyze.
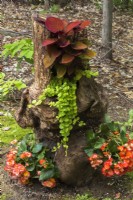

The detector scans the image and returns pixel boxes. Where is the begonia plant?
[4,133,58,188]
[85,110,133,177]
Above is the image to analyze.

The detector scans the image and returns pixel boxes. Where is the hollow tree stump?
[15,15,108,186]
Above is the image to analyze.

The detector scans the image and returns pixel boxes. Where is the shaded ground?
[0,1,133,200]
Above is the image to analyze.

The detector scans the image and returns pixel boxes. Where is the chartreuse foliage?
[30,71,97,150]
[1,38,33,66]
[0,72,26,101]
[85,110,133,177]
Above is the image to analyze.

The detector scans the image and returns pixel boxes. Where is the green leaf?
[39,169,55,181]
[94,138,105,149]
[32,143,43,153]
[37,150,46,160]
[129,132,133,139]
[0,73,5,79]
[20,140,27,151]
[25,51,33,59]
[120,128,128,143]
[86,130,95,141]
[26,164,35,172]
[107,121,117,132]
[129,109,133,119]
[104,114,111,123]
[100,123,109,134]
[84,148,94,157]
[108,140,118,153]
[14,81,26,90]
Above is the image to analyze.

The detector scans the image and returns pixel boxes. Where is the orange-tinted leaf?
[47,45,61,58]
[80,50,96,59]
[61,54,75,64]
[45,17,64,33]
[56,65,67,78]
[72,41,88,50]
[65,21,81,33]
[43,53,56,68]
[62,19,68,27]
[42,38,58,47]
[80,20,91,29]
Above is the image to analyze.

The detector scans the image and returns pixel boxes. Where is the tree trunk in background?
[15,14,108,186]
[102,0,113,59]
[44,0,50,10]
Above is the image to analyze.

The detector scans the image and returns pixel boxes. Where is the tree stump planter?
[15,15,108,186]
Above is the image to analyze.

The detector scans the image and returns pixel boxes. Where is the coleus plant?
[35,16,96,78]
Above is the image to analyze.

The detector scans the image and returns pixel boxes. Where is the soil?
[0,1,133,200]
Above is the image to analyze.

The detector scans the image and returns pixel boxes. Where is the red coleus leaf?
[61,54,75,64]
[42,38,58,47]
[65,21,81,33]
[72,41,88,50]
[47,45,61,58]
[79,20,91,29]
[45,17,64,33]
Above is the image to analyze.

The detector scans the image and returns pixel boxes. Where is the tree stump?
[15,15,108,186]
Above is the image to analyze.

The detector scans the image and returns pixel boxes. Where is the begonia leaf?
[39,169,55,181]
[56,65,67,78]
[65,21,81,33]
[42,38,58,47]
[45,17,64,33]
[32,143,43,153]
[94,138,105,149]
[43,53,56,68]
[72,41,88,50]
[61,54,75,64]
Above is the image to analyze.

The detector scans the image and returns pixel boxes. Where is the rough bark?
[102,0,113,59]
[15,14,108,186]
